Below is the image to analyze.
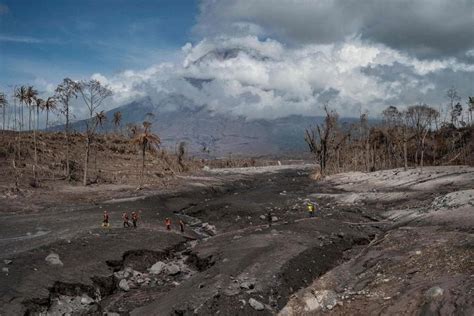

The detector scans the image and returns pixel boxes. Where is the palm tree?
[14,86,28,131]
[0,92,7,132]
[95,110,107,129]
[43,97,56,129]
[25,86,38,131]
[133,121,161,186]
[113,111,122,134]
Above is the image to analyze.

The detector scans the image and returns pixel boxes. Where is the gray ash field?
[1,165,473,315]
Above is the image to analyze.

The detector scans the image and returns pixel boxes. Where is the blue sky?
[0,0,198,89]
[0,0,472,119]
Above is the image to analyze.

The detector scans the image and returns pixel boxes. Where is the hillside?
[60,95,359,157]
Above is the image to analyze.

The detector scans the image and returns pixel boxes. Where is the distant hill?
[62,94,360,157]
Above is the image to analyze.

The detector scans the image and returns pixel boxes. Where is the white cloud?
[90,36,473,119]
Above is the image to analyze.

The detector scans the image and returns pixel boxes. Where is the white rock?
[149,261,166,274]
[425,286,444,299]
[2,267,9,273]
[3,260,12,265]
[304,290,338,312]
[165,263,181,276]
[202,223,217,236]
[45,253,63,266]
[119,279,130,291]
[271,216,278,222]
[80,295,94,305]
[249,298,264,311]
[303,292,321,311]
[113,270,129,279]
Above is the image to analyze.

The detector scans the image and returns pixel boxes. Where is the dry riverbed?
[0,165,472,315]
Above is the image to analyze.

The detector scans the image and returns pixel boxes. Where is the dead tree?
[304,105,338,176]
[406,104,438,173]
[78,80,112,186]
[55,78,79,181]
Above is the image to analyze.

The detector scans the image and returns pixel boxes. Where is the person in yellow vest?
[307,201,316,217]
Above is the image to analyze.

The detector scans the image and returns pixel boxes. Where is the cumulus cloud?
[195,0,474,60]
[91,35,473,119]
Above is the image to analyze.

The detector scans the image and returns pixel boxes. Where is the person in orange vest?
[179,220,185,233]
[131,211,139,228]
[165,218,171,231]
[122,212,131,228]
[102,210,110,228]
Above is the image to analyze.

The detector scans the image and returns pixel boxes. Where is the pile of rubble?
[114,257,195,292]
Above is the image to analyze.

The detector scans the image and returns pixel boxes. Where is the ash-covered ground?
[0,165,472,315]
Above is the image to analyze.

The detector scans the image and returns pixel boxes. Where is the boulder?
[165,263,181,276]
[119,279,130,291]
[249,298,264,311]
[425,286,444,299]
[80,295,94,305]
[149,261,166,274]
[113,270,129,279]
[240,280,255,290]
[202,223,217,236]
[304,290,338,312]
[45,253,63,266]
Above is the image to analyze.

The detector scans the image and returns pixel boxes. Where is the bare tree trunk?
[83,136,91,186]
[403,131,408,171]
[420,137,426,173]
[33,106,38,186]
[141,146,146,186]
[46,110,49,129]
[365,141,370,172]
[2,105,5,131]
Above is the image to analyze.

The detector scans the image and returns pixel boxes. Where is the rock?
[233,235,242,239]
[304,290,338,312]
[3,260,12,265]
[249,298,264,311]
[45,253,63,266]
[259,215,266,220]
[113,270,129,279]
[80,295,94,305]
[202,166,210,171]
[119,279,130,291]
[240,280,255,290]
[165,263,181,276]
[2,267,9,273]
[271,216,278,222]
[425,286,444,299]
[202,223,217,236]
